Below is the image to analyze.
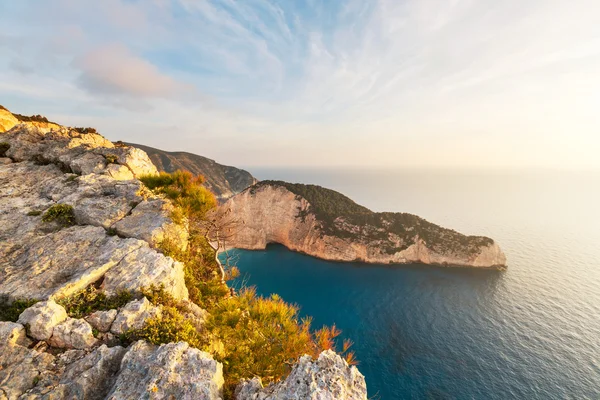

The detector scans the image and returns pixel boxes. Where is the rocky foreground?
[0,113,367,399]
[221,181,507,268]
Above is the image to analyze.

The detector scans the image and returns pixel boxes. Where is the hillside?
[0,111,367,399]
[125,142,256,200]
[223,181,506,268]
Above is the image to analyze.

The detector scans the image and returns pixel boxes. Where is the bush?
[0,298,38,322]
[13,113,53,124]
[0,142,10,157]
[72,127,97,134]
[27,210,42,216]
[206,288,355,398]
[57,286,133,318]
[42,204,75,226]
[140,170,217,221]
[121,306,206,348]
[104,154,118,164]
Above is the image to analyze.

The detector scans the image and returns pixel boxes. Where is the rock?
[110,297,162,335]
[85,309,118,333]
[0,108,19,132]
[70,152,106,175]
[114,199,188,251]
[0,335,56,399]
[17,300,68,341]
[105,163,134,180]
[72,195,132,228]
[103,245,189,301]
[0,321,30,346]
[235,350,367,400]
[48,318,97,349]
[1,225,147,301]
[181,300,208,332]
[0,157,12,165]
[106,341,224,400]
[49,344,127,400]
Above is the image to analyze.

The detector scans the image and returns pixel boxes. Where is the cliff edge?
[0,109,367,400]
[221,181,507,268]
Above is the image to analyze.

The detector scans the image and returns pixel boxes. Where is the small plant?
[65,174,78,182]
[106,227,118,236]
[121,305,206,349]
[104,154,118,164]
[72,127,97,134]
[27,210,42,216]
[57,285,133,318]
[0,142,10,157]
[42,204,75,226]
[114,140,128,148]
[0,298,38,322]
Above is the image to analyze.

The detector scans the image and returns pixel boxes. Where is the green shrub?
[57,286,133,318]
[0,142,10,157]
[72,127,97,134]
[140,170,217,221]
[42,204,75,226]
[106,227,118,236]
[0,298,38,322]
[27,210,42,216]
[121,306,206,348]
[104,154,118,164]
[13,113,53,124]
[206,288,355,397]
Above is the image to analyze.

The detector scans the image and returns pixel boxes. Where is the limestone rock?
[70,152,106,175]
[17,300,68,341]
[72,195,132,228]
[105,163,134,180]
[235,350,367,400]
[1,225,147,301]
[0,321,30,347]
[0,157,11,165]
[114,199,188,251]
[110,297,162,335]
[106,341,224,400]
[85,309,118,333]
[0,335,56,399]
[102,244,189,301]
[48,318,97,349]
[49,344,127,400]
[0,108,19,132]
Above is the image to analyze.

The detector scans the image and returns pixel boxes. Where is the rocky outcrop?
[221,182,507,268]
[107,341,224,400]
[126,142,257,200]
[0,108,368,399]
[235,350,367,400]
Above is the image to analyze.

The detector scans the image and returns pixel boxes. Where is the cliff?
[220,181,507,268]
[125,142,257,200]
[0,111,367,399]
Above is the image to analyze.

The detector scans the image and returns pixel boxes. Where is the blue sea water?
[223,168,600,399]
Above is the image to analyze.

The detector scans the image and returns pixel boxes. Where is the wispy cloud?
[0,0,599,169]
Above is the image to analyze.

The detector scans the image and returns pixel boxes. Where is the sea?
[222,168,600,400]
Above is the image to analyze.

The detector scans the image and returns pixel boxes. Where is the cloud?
[73,44,193,100]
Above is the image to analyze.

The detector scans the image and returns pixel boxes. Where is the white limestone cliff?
[220,183,507,268]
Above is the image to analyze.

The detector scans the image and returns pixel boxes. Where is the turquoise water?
[225,168,600,399]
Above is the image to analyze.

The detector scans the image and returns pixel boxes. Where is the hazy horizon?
[1,0,599,169]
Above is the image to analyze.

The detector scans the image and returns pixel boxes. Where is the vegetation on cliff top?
[139,170,356,398]
[255,180,493,255]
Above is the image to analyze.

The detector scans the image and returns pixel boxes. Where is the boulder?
[102,245,189,301]
[48,345,127,400]
[1,225,147,301]
[234,350,367,400]
[114,199,188,251]
[85,309,118,333]
[110,297,162,335]
[48,318,97,349]
[17,300,68,341]
[0,321,30,347]
[106,341,224,400]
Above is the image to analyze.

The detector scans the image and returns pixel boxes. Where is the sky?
[0,0,599,169]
